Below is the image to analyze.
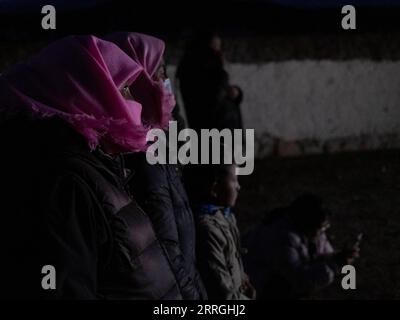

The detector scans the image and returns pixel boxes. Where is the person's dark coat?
[242,215,336,300]
[176,48,229,131]
[125,153,207,300]
[172,101,187,133]
[0,118,182,299]
[216,98,243,131]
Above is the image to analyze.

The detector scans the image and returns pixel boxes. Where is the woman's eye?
[121,86,132,99]
[154,64,166,81]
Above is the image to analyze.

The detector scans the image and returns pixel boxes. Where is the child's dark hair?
[184,163,233,202]
[262,193,331,230]
[288,194,331,231]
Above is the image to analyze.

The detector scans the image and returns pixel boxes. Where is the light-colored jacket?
[196,209,249,300]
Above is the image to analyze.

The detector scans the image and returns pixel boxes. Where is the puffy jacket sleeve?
[39,173,101,299]
[128,157,200,299]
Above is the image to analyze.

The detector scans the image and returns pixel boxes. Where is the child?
[185,163,256,300]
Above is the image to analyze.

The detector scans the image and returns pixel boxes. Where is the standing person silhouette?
[176,30,229,132]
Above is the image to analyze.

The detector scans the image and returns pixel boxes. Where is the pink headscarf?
[0,34,171,154]
[104,32,175,129]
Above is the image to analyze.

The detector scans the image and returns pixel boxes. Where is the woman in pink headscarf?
[0,35,182,299]
[106,32,207,300]
[104,32,176,130]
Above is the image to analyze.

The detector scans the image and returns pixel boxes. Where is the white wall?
[169,60,400,157]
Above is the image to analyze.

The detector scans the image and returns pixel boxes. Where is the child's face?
[215,165,240,208]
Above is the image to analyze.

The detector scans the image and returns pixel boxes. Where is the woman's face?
[120,59,168,100]
[153,58,167,82]
[120,83,134,100]
[120,56,167,100]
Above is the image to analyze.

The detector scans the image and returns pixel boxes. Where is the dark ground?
[235,149,400,299]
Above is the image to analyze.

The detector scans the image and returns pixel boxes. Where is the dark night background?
[0,0,399,300]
